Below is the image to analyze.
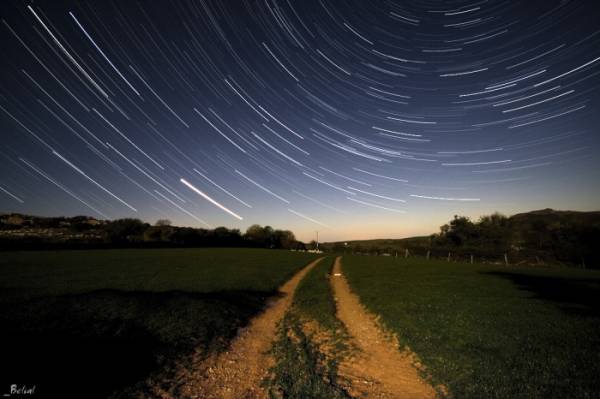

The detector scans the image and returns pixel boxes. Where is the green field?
[0,248,318,398]
[4,248,599,398]
[342,255,600,399]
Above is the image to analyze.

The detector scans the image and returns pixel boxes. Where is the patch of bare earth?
[143,257,324,399]
[331,256,439,399]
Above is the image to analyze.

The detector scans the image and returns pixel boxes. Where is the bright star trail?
[1,1,599,241]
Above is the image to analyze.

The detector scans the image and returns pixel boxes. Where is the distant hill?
[0,212,105,228]
[322,236,431,252]
[510,208,600,227]
[321,209,600,267]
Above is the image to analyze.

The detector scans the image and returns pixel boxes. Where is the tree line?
[430,211,599,265]
[0,213,306,250]
[321,209,600,268]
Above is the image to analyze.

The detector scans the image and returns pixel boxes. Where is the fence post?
[426,250,430,260]
[405,249,409,258]
[470,254,474,264]
[504,253,509,266]
[447,252,451,262]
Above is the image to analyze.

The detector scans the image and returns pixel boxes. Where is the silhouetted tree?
[143,225,174,242]
[273,229,296,249]
[104,218,147,243]
[244,224,266,246]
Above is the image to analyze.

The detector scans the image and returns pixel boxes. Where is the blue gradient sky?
[1,0,599,242]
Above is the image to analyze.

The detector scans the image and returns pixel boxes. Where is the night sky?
[1,0,599,242]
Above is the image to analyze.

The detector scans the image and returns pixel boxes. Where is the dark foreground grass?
[267,257,350,399]
[342,255,600,399]
[0,248,318,398]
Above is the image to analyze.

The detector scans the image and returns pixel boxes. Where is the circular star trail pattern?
[1,0,599,240]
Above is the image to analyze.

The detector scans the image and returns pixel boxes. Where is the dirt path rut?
[331,256,438,399]
[156,257,324,399]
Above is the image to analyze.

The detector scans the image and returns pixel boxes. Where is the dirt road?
[144,256,439,398]
[149,257,324,399]
[331,256,438,399]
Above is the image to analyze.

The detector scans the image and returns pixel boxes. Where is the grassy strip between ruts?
[0,248,319,399]
[266,257,351,398]
[342,255,600,399]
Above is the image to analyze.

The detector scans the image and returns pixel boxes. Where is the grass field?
[0,248,318,398]
[342,255,600,399]
[4,248,599,398]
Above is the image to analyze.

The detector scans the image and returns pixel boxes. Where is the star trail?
[1,0,599,241]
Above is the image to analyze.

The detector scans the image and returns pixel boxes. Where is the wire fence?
[322,247,589,269]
